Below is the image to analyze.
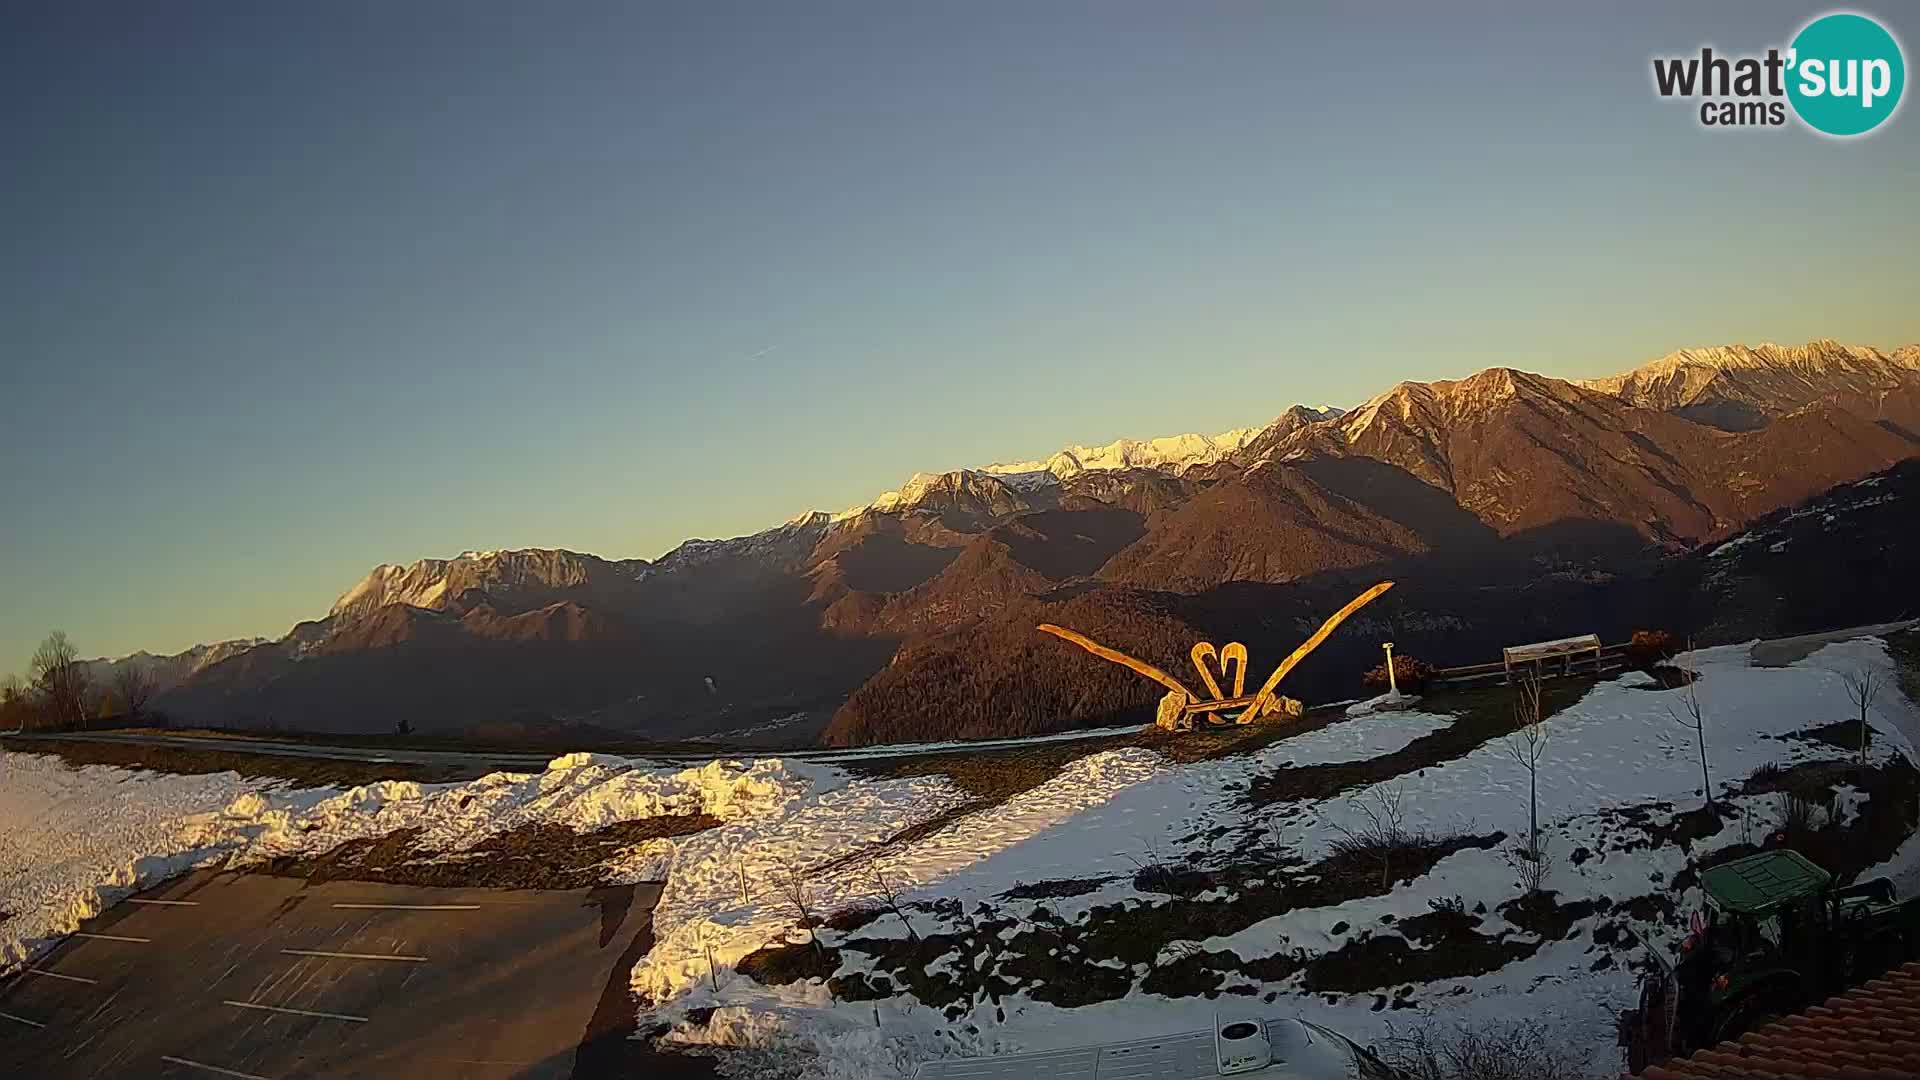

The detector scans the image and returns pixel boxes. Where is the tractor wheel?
[1621,1010,1650,1074]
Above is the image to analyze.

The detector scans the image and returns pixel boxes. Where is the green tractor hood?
[1700,850,1832,916]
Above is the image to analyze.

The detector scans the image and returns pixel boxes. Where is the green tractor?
[1622,848,1920,1073]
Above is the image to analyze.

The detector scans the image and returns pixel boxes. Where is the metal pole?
[1384,642,1399,697]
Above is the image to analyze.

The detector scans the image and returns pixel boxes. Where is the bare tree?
[1,674,29,734]
[1328,783,1415,889]
[769,856,824,955]
[862,853,919,944]
[114,663,156,722]
[1505,670,1550,883]
[1841,667,1881,766]
[29,631,89,731]
[1665,647,1712,815]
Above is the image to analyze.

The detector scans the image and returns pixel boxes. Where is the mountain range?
[106,339,1920,746]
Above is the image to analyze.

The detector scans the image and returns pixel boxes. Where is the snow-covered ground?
[636,639,1920,1079]
[0,752,857,975]
[3,636,1916,1080]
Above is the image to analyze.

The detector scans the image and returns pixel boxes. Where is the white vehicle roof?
[912,1018,1391,1079]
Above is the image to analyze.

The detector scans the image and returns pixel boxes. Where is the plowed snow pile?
[0,751,852,974]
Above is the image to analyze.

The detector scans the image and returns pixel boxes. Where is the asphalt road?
[6,722,1142,770]
[0,871,713,1080]
[1747,618,1917,668]
[11,621,1913,775]
[3,731,562,772]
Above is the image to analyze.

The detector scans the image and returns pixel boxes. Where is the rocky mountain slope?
[142,339,1919,744]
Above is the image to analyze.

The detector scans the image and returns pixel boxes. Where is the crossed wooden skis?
[1037,580,1394,730]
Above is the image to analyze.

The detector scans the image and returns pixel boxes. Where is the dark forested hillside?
[141,342,1919,746]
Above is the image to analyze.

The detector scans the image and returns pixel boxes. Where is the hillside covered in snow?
[7,630,1919,1078]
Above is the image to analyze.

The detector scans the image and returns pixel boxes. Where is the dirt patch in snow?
[821,904,888,933]
[1626,665,1697,691]
[1774,719,1872,754]
[855,740,1127,803]
[1301,924,1538,995]
[739,831,1515,1017]
[1498,890,1612,941]
[254,815,717,889]
[1601,801,1728,856]
[1139,703,1368,764]
[999,875,1120,900]
[1676,758,1920,889]
[1245,678,1596,806]
[735,941,843,987]
[1892,630,1920,708]
[0,736,478,786]
[827,739,1146,868]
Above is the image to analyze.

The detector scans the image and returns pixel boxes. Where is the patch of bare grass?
[253,815,716,888]
[1381,1018,1603,1080]
[1248,677,1595,806]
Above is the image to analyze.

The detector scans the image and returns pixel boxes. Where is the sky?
[3,1,1918,670]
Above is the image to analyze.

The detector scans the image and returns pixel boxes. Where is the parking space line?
[73,932,150,943]
[280,948,427,963]
[127,898,199,906]
[221,999,369,1023]
[160,1055,272,1079]
[329,903,480,911]
[24,968,98,984]
[0,1010,47,1028]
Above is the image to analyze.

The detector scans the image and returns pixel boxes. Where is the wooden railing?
[1431,642,1632,685]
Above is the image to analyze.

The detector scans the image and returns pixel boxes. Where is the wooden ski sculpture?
[1037,581,1394,731]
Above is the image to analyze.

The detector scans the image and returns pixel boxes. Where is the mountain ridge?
[115,337,1920,745]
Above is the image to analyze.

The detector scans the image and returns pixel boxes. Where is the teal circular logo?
[1786,13,1905,136]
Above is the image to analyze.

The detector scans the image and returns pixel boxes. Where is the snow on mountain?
[78,638,274,695]
[1575,339,1920,430]
[1339,366,1599,441]
[829,420,1299,522]
[132,339,1916,676]
[329,548,651,622]
[983,425,1266,480]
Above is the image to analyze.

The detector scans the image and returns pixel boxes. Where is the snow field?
[3,636,1916,1080]
[644,640,1920,1078]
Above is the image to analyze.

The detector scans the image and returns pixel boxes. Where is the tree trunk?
[1697,722,1712,814]
[1528,764,1539,858]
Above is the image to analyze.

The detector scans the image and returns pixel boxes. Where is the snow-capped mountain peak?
[982,425,1264,481]
[329,548,650,622]
[1574,339,1920,426]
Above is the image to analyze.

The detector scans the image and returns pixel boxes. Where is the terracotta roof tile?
[1628,961,1920,1079]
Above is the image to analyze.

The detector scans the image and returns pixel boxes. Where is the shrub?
[1361,655,1436,694]
[1626,629,1679,671]
[1382,1018,1601,1080]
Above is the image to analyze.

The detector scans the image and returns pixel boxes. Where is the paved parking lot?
[0,871,706,1079]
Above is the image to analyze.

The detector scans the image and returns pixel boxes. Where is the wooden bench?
[1503,633,1603,680]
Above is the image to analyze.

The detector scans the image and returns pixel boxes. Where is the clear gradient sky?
[3,2,1918,670]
